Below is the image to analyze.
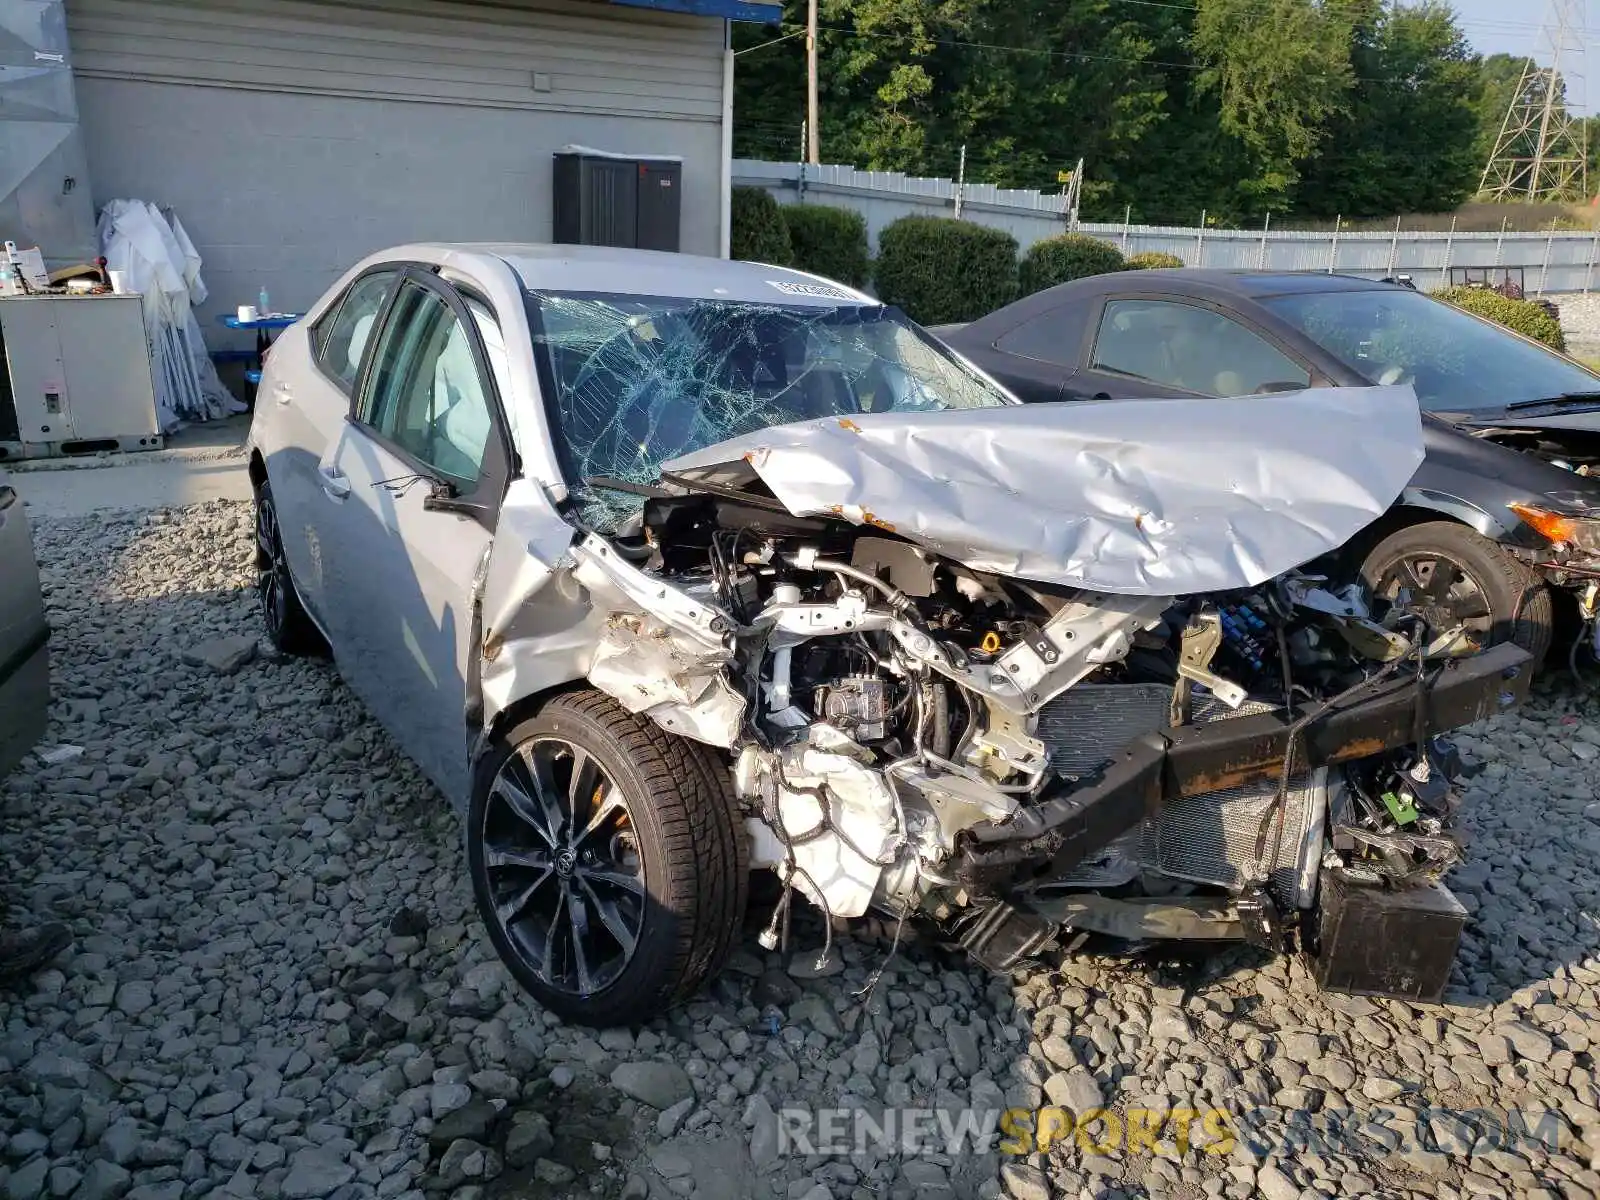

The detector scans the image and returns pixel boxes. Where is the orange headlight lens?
[1509,503,1600,553]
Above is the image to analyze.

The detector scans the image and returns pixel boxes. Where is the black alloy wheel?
[479,736,646,997]
[253,476,322,655]
[468,691,746,1026]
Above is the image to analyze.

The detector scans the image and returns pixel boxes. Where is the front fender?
[1398,486,1506,540]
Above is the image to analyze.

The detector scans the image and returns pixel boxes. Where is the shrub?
[1431,286,1567,353]
[1018,234,1125,294]
[782,204,871,289]
[730,186,792,266]
[873,216,1019,325]
[1124,251,1185,270]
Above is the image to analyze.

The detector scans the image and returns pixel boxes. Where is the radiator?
[1036,683,1326,908]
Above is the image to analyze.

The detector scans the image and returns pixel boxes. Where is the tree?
[1191,0,1356,211]
[732,0,1511,222]
[1297,2,1481,218]
[937,0,1168,195]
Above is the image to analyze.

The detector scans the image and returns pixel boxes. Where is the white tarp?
[664,386,1425,596]
[97,199,239,429]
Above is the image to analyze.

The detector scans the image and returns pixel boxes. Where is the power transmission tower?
[1479,0,1589,202]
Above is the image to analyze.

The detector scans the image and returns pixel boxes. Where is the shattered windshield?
[526,293,1011,530]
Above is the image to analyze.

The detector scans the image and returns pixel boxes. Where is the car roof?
[1056,268,1398,298]
[948,268,1405,345]
[394,242,877,308]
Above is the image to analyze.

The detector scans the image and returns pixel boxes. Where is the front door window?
[1091,299,1311,396]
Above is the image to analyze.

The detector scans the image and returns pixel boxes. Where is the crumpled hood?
[664,385,1424,595]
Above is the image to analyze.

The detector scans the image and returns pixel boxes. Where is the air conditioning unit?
[0,294,162,460]
[552,147,682,253]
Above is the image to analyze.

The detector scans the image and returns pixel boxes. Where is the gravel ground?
[1554,294,1600,361]
[3,501,1600,1200]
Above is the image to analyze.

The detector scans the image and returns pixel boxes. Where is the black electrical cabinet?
[553,150,681,253]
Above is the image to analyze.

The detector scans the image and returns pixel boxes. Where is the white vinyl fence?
[735,159,1600,295]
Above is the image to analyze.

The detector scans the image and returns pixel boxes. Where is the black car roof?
[947,268,1402,344]
[1073,268,1396,296]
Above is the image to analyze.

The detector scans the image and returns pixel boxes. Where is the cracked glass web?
[528,293,1010,531]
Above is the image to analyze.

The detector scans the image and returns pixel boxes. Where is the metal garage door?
[66,0,728,320]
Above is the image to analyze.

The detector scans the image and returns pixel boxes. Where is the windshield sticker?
[767,280,854,300]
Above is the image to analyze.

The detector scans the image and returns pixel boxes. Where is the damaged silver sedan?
[248,245,1532,1027]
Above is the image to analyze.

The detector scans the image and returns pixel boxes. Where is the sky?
[1451,0,1589,108]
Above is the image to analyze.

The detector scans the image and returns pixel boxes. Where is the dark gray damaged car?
[938,270,1600,667]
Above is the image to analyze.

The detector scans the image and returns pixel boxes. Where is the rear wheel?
[1360,521,1552,662]
[467,691,746,1026]
[254,476,323,655]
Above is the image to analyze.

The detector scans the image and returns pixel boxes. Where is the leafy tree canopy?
[734,0,1553,224]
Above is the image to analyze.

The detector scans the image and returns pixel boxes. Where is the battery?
[1310,873,1468,1004]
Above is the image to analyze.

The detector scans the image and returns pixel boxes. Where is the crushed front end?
[568,476,1532,1005]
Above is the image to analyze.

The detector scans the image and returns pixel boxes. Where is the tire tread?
[474,689,746,1025]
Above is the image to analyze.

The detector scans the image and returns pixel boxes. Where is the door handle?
[273,381,293,405]
[1091,392,1111,401]
[318,465,350,501]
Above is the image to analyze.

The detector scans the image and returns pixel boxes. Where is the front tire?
[1361,521,1553,662]
[468,691,746,1027]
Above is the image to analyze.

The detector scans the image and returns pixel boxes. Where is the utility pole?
[1479,0,1587,201]
[806,0,819,164]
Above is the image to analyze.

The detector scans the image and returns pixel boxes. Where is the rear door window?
[1091,299,1311,396]
[995,308,1079,367]
[314,271,397,393]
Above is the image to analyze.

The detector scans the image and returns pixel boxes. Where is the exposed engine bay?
[569,480,1533,999]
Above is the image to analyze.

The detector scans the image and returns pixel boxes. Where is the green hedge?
[730,186,792,266]
[782,204,871,289]
[1431,287,1567,353]
[874,216,1019,325]
[1124,251,1185,270]
[1019,234,1125,294]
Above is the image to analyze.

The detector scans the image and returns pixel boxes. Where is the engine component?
[816,675,890,742]
[1178,609,1247,709]
[850,537,936,597]
[1235,883,1282,948]
[890,591,1173,715]
[961,700,1048,788]
[952,901,1059,972]
[1310,873,1468,1003]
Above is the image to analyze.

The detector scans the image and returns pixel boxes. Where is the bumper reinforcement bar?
[954,641,1532,888]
